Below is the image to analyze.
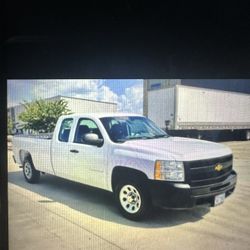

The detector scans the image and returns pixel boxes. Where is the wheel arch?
[111,166,149,192]
[19,150,33,166]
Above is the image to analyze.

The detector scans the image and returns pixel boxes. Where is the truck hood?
[120,136,232,161]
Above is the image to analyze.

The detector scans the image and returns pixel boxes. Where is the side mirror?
[83,133,104,147]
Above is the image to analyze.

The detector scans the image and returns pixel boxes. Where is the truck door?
[51,117,74,178]
[67,117,107,189]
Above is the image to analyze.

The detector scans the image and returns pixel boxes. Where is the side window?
[74,118,103,144]
[58,118,73,142]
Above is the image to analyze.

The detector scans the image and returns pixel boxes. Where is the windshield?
[100,116,169,143]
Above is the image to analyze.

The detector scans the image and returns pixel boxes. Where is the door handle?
[70,149,79,153]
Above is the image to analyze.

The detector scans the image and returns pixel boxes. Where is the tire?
[246,130,250,141]
[114,180,151,221]
[23,157,40,183]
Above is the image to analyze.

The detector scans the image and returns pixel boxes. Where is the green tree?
[19,99,72,133]
[8,116,14,134]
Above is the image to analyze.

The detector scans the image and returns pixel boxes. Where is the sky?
[7,79,144,114]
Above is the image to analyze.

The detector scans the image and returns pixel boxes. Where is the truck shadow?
[8,171,210,228]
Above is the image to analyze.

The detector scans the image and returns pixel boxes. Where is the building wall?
[8,96,117,133]
[145,79,250,93]
[9,104,26,129]
[62,96,117,113]
[145,79,181,91]
[181,79,250,94]
[8,96,62,130]
[143,79,181,116]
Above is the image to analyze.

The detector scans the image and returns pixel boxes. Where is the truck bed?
[14,133,53,139]
[12,135,54,174]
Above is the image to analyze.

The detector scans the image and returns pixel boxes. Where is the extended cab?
[13,113,237,220]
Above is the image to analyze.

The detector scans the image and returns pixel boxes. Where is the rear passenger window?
[58,118,73,142]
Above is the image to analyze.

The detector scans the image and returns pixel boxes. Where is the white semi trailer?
[147,85,250,140]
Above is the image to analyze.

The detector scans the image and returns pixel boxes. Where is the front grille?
[184,154,233,187]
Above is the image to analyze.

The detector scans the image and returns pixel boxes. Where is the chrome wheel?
[24,161,32,179]
[119,185,141,214]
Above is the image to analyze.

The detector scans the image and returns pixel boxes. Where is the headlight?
[154,160,184,182]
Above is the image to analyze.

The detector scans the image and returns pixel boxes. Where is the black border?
[2,2,250,250]
[1,68,8,250]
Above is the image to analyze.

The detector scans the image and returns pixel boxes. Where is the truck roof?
[60,112,143,119]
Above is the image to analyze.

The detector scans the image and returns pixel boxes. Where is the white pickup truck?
[13,113,237,220]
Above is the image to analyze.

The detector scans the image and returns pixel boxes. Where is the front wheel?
[23,158,40,183]
[115,180,151,221]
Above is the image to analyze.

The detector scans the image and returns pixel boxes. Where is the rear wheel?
[115,180,151,221]
[23,157,40,183]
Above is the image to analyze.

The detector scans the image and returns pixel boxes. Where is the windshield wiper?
[150,134,169,139]
[121,136,154,141]
[126,136,149,140]
[114,134,169,143]
[113,139,127,143]
[126,135,168,140]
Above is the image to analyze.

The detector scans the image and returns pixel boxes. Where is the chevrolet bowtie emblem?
[215,164,223,172]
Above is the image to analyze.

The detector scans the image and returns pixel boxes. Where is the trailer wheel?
[23,158,40,183]
[114,180,151,221]
[246,130,250,141]
[197,133,202,140]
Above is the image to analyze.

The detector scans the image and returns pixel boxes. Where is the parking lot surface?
[8,141,250,250]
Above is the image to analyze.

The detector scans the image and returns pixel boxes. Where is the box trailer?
[147,85,250,140]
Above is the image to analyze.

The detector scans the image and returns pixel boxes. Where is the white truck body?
[12,113,237,220]
[148,85,250,130]
[13,113,232,191]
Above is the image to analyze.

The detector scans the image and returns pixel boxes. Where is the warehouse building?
[8,95,117,134]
